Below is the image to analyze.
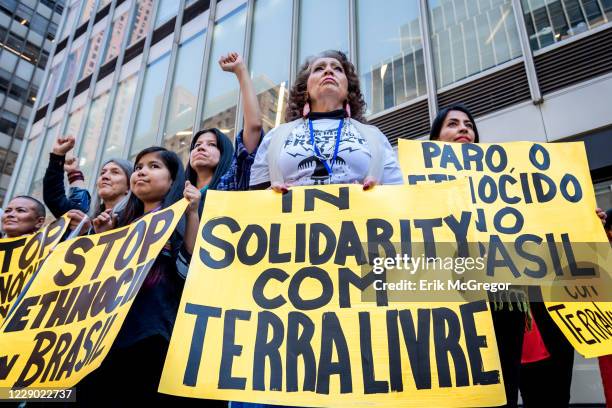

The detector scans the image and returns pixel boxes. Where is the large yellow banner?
[0,200,187,388]
[160,182,506,407]
[398,140,612,358]
[0,216,69,321]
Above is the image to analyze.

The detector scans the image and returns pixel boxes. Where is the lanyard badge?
[308,118,343,177]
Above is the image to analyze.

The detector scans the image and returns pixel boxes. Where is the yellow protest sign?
[398,140,612,357]
[0,200,187,388]
[0,216,69,321]
[160,182,505,407]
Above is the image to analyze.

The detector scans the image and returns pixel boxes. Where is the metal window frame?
[189,0,218,141]
[155,0,187,145]
[121,0,164,159]
[72,1,116,159]
[511,0,543,103]
[419,0,439,121]
[0,0,55,182]
[8,0,94,199]
[233,0,254,137]
[89,0,140,190]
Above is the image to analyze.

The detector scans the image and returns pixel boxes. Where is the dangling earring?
[345,101,352,118]
[302,102,311,118]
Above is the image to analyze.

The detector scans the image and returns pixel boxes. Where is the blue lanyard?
[308,118,343,176]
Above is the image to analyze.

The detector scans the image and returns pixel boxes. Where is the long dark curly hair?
[285,50,367,123]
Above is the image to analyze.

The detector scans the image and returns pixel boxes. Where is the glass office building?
[0,0,64,203]
[3,0,612,403]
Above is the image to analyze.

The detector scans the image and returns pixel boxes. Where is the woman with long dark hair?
[429,103,525,407]
[77,146,203,405]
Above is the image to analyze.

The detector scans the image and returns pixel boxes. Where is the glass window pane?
[59,42,85,93]
[65,106,85,139]
[78,90,111,181]
[298,0,349,63]
[41,63,61,105]
[162,29,206,163]
[103,10,130,64]
[249,0,292,132]
[29,124,60,200]
[429,0,522,88]
[13,133,43,195]
[155,0,179,27]
[200,3,247,139]
[103,73,139,162]
[521,0,610,51]
[129,53,171,158]
[81,29,106,79]
[79,0,97,26]
[357,0,425,115]
[129,0,154,46]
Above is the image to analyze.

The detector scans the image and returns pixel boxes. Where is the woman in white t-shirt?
[249,50,403,191]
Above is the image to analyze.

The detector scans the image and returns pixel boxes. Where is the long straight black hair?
[117,146,185,228]
[117,146,185,287]
[429,103,480,143]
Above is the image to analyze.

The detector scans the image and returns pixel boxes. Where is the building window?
[60,3,79,40]
[521,0,612,51]
[130,51,171,158]
[162,29,207,163]
[357,0,426,115]
[155,0,179,27]
[298,0,349,64]
[103,73,138,162]
[249,0,292,132]
[103,8,130,64]
[11,131,43,196]
[129,0,154,47]
[29,123,60,200]
[81,27,106,79]
[78,89,111,182]
[59,41,85,93]
[79,0,97,26]
[428,0,522,89]
[200,2,247,139]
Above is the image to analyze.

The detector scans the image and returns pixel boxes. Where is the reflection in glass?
[357,0,426,115]
[13,134,43,196]
[162,30,206,164]
[81,29,106,79]
[429,0,522,89]
[155,0,179,26]
[42,63,61,105]
[103,74,138,162]
[250,0,292,132]
[59,42,85,92]
[79,0,97,25]
[130,53,171,158]
[78,91,111,181]
[104,10,130,63]
[65,107,85,139]
[200,4,247,139]
[129,0,154,46]
[29,124,60,200]
[298,0,349,63]
[521,0,612,51]
[60,4,78,39]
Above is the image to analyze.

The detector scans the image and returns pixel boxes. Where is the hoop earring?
[302,102,311,118]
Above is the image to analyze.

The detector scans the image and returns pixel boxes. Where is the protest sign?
[0,200,187,388]
[398,140,612,357]
[0,216,69,321]
[160,182,505,407]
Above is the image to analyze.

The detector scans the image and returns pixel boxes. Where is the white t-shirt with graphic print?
[249,118,403,187]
